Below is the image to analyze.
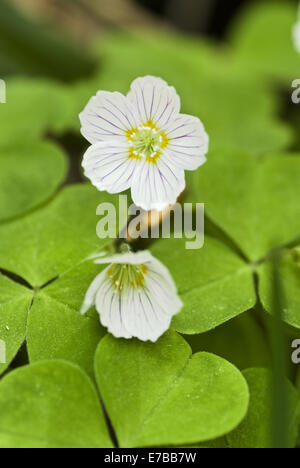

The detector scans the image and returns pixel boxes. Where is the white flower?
[80,76,208,211]
[80,250,183,342]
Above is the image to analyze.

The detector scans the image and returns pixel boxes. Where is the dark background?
[137,0,298,38]
[1,0,298,83]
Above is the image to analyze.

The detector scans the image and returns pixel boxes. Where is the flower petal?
[131,156,186,211]
[164,114,209,170]
[80,91,139,144]
[81,251,182,342]
[123,257,182,342]
[145,257,183,315]
[82,141,140,193]
[80,269,107,315]
[123,287,171,342]
[95,251,153,266]
[95,272,132,339]
[127,76,180,129]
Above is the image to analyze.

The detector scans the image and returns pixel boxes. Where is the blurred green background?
[0,0,298,81]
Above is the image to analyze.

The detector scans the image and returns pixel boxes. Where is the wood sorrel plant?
[0,2,299,449]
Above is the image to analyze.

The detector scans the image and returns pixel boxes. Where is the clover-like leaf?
[0,275,33,375]
[230,3,300,82]
[0,79,72,143]
[27,261,106,379]
[0,360,112,448]
[196,149,300,262]
[185,310,271,371]
[95,332,249,448]
[227,368,299,448]
[0,184,119,287]
[0,141,67,223]
[258,250,300,329]
[150,237,255,334]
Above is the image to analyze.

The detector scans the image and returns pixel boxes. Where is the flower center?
[107,263,148,292]
[132,127,160,157]
[127,121,169,163]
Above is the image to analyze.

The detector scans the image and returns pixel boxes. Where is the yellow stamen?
[107,264,148,290]
[126,128,138,141]
[128,148,142,160]
[160,132,169,149]
[144,119,158,131]
[107,266,114,278]
[146,152,161,165]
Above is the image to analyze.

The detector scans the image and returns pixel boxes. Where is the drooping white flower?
[80,250,182,342]
[80,76,208,211]
[293,4,300,53]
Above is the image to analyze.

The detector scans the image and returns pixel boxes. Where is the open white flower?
[80,76,208,211]
[80,250,182,342]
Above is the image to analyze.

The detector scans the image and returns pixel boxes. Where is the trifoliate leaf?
[0,141,67,223]
[227,368,299,448]
[151,237,256,334]
[27,261,106,379]
[0,275,33,375]
[0,360,112,448]
[0,184,119,287]
[196,149,300,262]
[95,332,249,447]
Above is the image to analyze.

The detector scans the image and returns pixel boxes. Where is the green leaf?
[0,140,67,223]
[0,79,73,143]
[230,2,300,82]
[184,310,271,370]
[0,275,33,375]
[95,332,249,448]
[0,184,119,287]
[196,149,300,262]
[0,360,112,448]
[192,74,292,155]
[27,261,106,379]
[227,368,299,448]
[259,250,300,329]
[151,237,255,334]
[184,437,228,449]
